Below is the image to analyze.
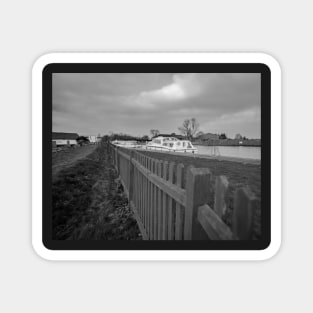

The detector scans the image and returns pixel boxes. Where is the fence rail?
[109,143,257,240]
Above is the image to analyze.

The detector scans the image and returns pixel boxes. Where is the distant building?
[84,135,102,144]
[153,133,185,140]
[52,132,79,147]
[87,135,97,143]
[197,133,220,141]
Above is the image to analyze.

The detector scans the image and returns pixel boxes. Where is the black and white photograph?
[51,70,264,243]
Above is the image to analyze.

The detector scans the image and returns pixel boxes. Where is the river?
[194,145,261,160]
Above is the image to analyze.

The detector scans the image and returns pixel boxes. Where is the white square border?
[32,52,281,261]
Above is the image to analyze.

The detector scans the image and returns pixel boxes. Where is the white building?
[87,135,97,143]
[52,132,79,147]
[85,135,102,144]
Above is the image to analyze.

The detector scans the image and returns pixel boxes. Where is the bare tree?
[178,118,200,140]
[196,131,204,138]
[150,129,160,138]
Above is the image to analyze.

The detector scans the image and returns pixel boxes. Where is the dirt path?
[52,144,97,179]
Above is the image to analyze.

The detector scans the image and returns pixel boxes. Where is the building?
[87,135,97,144]
[152,133,185,140]
[197,133,220,141]
[52,132,79,147]
[83,135,102,144]
[96,135,102,143]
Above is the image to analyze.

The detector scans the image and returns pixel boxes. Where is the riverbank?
[193,138,261,147]
[194,145,261,161]
[52,143,141,240]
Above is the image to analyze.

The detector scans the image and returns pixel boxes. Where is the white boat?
[142,136,198,154]
[111,140,142,148]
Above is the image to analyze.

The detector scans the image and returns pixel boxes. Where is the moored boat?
[111,140,142,148]
[142,136,198,154]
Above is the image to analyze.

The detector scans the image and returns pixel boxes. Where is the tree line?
[107,118,249,142]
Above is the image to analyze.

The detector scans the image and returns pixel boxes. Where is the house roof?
[52,132,79,140]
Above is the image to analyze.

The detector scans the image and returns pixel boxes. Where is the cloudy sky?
[53,73,261,138]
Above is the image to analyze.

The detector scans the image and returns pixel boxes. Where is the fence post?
[214,175,229,218]
[153,160,158,239]
[175,163,184,240]
[232,187,257,240]
[128,150,135,202]
[157,161,163,240]
[167,162,175,240]
[114,147,118,170]
[184,166,212,240]
[116,147,120,173]
[162,161,168,240]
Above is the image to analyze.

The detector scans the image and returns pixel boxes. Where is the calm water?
[194,145,261,160]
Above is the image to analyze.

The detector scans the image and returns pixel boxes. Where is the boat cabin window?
[187,142,192,148]
[176,142,181,146]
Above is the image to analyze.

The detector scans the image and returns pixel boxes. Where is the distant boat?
[142,136,198,154]
[111,140,142,148]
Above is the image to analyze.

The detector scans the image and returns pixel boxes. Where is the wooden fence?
[109,143,257,240]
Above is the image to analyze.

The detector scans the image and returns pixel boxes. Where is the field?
[139,150,261,239]
[52,145,98,179]
[52,144,141,240]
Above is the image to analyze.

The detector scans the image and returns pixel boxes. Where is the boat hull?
[141,145,198,154]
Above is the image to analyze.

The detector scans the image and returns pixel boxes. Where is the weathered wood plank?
[168,162,175,240]
[162,161,168,240]
[139,166,142,220]
[134,167,138,214]
[147,158,150,232]
[129,150,135,202]
[175,163,184,240]
[132,158,186,207]
[150,158,154,239]
[157,161,163,240]
[129,200,148,240]
[118,149,131,161]
[198,204,235,240]
[145,158,148,238]
[184,166,211,240]
[145,167,148,233]
[214,175,229,218]
[153,160,158,239]
[232,187,257,240]
[149,158,153,239]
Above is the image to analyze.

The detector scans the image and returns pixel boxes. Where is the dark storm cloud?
[53,73,261,138]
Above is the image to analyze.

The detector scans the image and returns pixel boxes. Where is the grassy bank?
[52,143,141,240]
[52,144,97,179]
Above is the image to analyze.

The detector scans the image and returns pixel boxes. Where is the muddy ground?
[52,143,141,240]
